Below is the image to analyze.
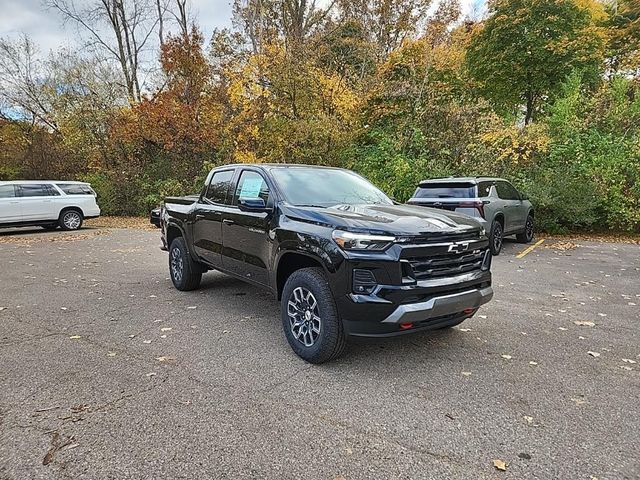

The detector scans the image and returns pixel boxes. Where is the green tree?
[466,0,607,124]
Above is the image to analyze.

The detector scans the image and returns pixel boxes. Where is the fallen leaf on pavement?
[461,371,472,376]
[145,372,156,377]
[574,321,595,327]
[523,416,533,424]
[597,313,607,317]
[493,459,508,471]
[529,361,538,366]
[501,355,512,360]
[160,327,172,332]
[143,340,152,344]
[187,306,197,310]
[459,328,471,332]
[620,366,633,371]
[156,356,175,363]
[69,335,81,339]
[587,351,601,357]
[622,358,637,364]
[107,352,116,357]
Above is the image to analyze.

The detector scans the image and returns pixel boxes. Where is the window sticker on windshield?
[239,177,263,199]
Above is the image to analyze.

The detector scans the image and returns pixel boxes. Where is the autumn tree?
[606,0,640,74]
[46,0,162,102]
[107,27,223,193]
[0,36,58,131]
[232,0,335,54]
[466,0,607,124]
[336,0,434,59]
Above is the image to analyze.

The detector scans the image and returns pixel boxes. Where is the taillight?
[459,201,486,219]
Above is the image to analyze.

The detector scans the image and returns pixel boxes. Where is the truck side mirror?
[238,197,269,212]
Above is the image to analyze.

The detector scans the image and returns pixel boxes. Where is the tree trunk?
[525,91,534,125]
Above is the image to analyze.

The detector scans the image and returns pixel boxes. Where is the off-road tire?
[281,267,347,364]
[169,237,202,291]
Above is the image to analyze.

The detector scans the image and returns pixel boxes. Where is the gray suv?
[408,177,534,255]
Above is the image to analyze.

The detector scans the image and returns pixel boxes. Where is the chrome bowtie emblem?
[448,242,470,254]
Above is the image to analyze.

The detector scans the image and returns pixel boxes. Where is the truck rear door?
[192,169,235,268]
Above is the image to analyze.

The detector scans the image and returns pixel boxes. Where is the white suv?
[0,181,101,231]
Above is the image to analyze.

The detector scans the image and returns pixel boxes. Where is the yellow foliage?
[480,124,550,166]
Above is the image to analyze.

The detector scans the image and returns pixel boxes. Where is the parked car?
[408,177,534,255]
[158,164,493,363]
[0,181,100,231]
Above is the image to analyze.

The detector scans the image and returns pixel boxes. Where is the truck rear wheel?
[281,267,346,364]
[169,237,202,291]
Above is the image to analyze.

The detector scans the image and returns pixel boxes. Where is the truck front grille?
[407,250,486,280]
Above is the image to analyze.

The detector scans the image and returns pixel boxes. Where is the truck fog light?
[353,269,377,294]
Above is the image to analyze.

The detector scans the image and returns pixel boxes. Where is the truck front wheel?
[281,267,346,364]
[169,237,202,291]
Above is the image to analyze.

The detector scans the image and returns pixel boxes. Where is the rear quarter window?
[56,184,95,195]
[414,184,476,199]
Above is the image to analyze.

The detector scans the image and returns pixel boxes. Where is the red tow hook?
[463,308,477,315]
[399,323,414,330]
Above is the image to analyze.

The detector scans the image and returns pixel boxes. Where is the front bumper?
[382,286,493,324]
[331,237,493,337]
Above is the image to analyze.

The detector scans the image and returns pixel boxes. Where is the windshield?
[270,167,393,207]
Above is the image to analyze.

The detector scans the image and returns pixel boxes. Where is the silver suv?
[408,177,534,255]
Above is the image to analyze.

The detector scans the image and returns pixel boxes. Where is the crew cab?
[0,181,100,230]
[156,165,493,363]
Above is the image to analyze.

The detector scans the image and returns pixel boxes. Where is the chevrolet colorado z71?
[155,164,493,363]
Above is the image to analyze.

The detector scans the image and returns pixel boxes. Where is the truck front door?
[221,169,273,286]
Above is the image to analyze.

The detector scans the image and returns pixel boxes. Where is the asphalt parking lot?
[0,226,638,480]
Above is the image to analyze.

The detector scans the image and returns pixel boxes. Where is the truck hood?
[280,203,482,237]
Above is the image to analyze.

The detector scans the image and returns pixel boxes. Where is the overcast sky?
[1,0,485,55]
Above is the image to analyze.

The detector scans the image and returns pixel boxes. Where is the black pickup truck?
[152,164,493,363]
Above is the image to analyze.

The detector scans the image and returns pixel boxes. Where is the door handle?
[222,219,235,225]
[195,214,205,219]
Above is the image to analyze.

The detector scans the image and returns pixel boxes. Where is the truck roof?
[218,163,346,170]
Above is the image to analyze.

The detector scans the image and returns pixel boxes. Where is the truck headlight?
[332,230,395,251]
[479,226,486,237]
